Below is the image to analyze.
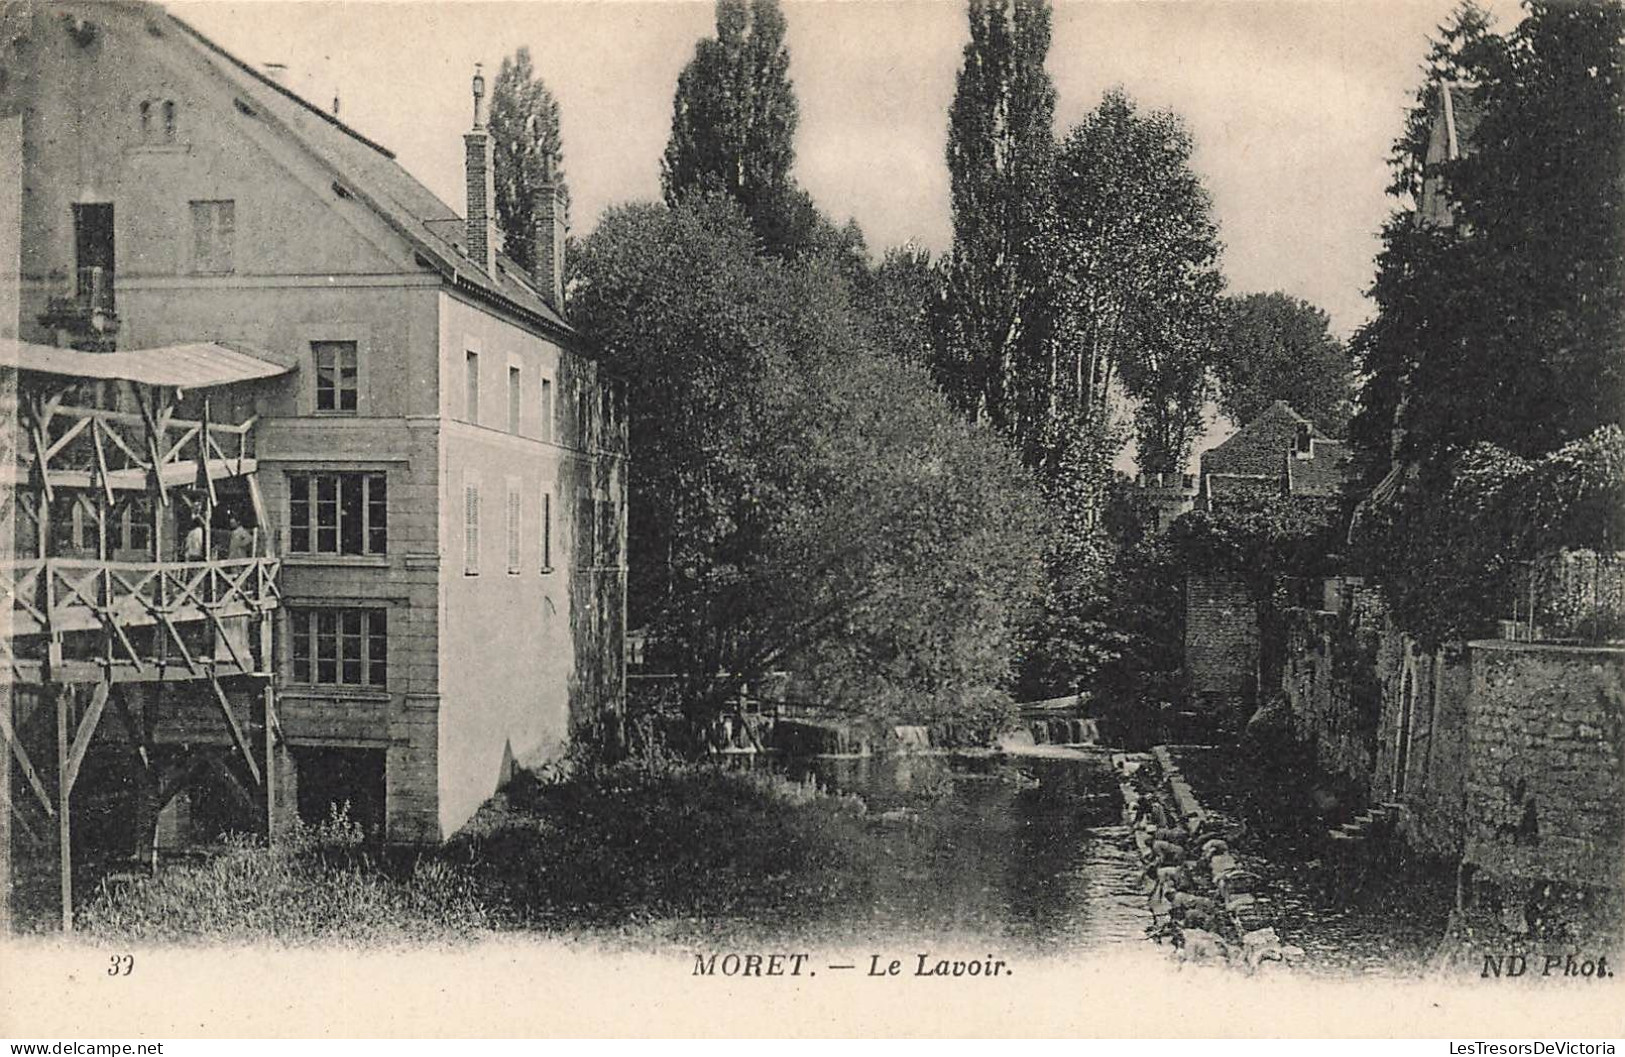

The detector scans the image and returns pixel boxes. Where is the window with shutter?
[464,480,481,575]
[541,491,553,572]
[508,366,522,434]
[506,484,522,574]
[190,200,235,274]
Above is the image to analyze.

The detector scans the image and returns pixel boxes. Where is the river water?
[761,747,1156,954]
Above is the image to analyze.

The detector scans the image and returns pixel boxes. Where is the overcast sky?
[169,0,1522,341]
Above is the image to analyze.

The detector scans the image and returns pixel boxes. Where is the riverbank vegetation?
[76,762,892,944]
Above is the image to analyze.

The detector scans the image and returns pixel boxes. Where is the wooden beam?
[112,686,153,769]
[43,413,90,462]
[207,673,262,786]
[197,397,216,507]
[133,386,168,507]
[0,772,43,846]
[156,610,200,676]
[26,396,54,504]
[91,419,116,509]
[61,680,110,797]
[0,698,55,818]
[57,686,72,933]
[201,750,256,816]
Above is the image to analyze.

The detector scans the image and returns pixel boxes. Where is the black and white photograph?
[0,0,1621,1041]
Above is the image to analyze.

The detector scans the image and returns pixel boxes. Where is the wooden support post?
[56,685,71,933]
[263,681,277,844]
[258,612,272,677]
[134,387,168,508]
[197,397,216,509]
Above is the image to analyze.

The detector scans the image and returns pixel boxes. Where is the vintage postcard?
[0,0,1621,1040]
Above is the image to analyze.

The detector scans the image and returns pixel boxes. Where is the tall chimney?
[531,161,566,314]
[464,64,497,276]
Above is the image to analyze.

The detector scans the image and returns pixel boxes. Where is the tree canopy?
[488,47,568,274]
[1215,292,1354,437]
[569,194,1046,732]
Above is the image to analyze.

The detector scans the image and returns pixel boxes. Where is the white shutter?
[464,481,480,575]
[506,485,522,573]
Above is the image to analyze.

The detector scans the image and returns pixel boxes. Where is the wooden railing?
[0,399,259,496]
[0,557,281,639]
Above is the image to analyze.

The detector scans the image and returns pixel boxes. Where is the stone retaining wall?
[1116,746,1301,970]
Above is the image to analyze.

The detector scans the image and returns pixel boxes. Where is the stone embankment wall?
[1275,579,1625,889]
[1115,747,1301,969]
[1464,642,1625,890]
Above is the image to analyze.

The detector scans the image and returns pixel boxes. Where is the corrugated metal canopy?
[0,339,293,389]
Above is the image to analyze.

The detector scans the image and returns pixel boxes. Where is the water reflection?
[742,749,1153,952]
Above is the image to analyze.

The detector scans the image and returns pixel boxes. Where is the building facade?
[1180,401,1352,714]
[2,0,626,902]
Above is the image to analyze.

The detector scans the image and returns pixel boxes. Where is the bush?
[449,760,877,930]
[78,808,497,945]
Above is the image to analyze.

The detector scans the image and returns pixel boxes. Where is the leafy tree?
[569,194,1046,733]
[852,245,936,368]
[933,0,1057,458]
[1051,87,1225,476]
[488,47,568,274]
[660,0,802,255]
[1216,292,1354,436]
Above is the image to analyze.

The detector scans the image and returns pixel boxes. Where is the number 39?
[107,954,134,977]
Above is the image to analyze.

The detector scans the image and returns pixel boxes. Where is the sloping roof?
[1202,401,1322,478]
[1288,439,1352,497]
[2,339,292,388]
[164,9,572,341]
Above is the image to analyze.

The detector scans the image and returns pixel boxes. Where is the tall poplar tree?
[489,47,568,274]
[1051,88,1223,477]
[933,0,1057,464]
[661,0,801,253]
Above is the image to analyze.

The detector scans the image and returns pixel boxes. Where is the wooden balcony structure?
[1,339,292,933]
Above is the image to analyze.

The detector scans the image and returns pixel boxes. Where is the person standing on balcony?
[226,511,253,561]
[183,515,207,562]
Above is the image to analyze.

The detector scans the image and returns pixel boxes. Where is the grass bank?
[79,762,882,945]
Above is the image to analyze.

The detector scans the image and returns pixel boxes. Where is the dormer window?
[1294,422,1313,456]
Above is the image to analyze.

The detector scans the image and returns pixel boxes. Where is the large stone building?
[2,0,626,924]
